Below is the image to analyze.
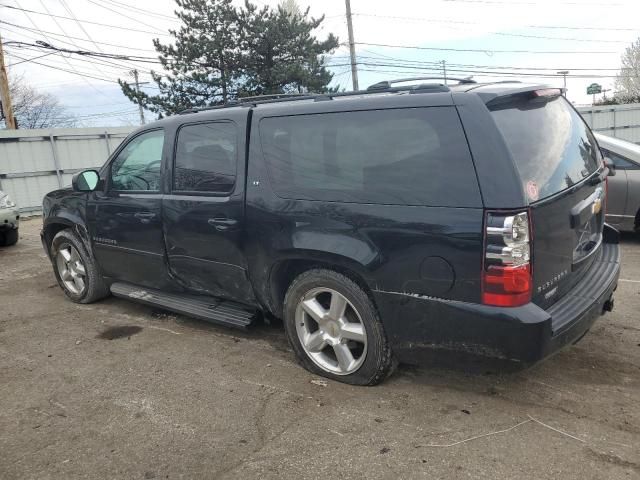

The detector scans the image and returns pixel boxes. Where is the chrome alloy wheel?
[55,243,87,295]
[295,287,368,375]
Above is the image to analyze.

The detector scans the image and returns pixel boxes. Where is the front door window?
[111,130,164,192]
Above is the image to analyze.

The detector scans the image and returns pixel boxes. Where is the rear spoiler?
[481,86,565,108]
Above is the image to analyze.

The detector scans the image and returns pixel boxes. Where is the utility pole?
[344,0,359,91]
[0,33,17,129]
[131,69,145,125]
[557,70,569,97]
[442,60,448,85]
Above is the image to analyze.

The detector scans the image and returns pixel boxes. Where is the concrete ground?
[1,218,639,480]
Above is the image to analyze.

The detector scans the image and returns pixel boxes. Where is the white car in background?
[0,190,20,246]
[596,133,640,233]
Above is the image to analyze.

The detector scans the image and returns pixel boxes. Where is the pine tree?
[119,0,339,116]
[120,0,242,115]
[238,1,339,96]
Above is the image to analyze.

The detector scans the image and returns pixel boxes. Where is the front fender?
[42,189,90,250]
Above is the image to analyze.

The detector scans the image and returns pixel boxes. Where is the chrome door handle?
[208,217,238,231]
[134,212,156,224]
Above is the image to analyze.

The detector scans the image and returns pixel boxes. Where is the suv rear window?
[259,107,481,207]
[490,95,600,201]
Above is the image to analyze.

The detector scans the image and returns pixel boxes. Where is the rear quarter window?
[259,107,481,207]
[490,96,601,201]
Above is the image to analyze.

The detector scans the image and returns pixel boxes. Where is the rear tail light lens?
[483,211,532,307]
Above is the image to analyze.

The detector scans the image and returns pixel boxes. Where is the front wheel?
[283,269,395,386]
[51,229,109,303]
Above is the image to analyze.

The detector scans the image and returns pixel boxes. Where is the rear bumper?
[374,241,620,366]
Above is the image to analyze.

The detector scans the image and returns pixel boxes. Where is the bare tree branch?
[1,74,76,129]
[615,38,640,103]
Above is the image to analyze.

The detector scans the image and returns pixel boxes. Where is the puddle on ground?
[96,325,143,340]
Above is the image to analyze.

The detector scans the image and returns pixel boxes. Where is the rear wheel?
[51,229,108,303]
[0,228,18,247]
[283,269,394,385]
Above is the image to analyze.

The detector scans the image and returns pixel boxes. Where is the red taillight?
[482,210,532,307]
[482,264,532,307]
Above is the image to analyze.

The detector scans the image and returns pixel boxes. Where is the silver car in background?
[596,133,640,233]
[0,190,20,247]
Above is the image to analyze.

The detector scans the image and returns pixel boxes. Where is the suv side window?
[174,122,237,194]
[601,148,639,170]
[259,107,481,207]
[111,129,164,191]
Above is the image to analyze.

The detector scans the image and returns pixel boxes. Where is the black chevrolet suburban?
[42,79,620,385]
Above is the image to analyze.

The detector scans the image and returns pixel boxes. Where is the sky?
[2,0,640,127]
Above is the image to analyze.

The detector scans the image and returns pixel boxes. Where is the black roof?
[147,78,552,127]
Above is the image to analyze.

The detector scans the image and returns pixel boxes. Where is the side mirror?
[72,170,100,192]
[603,157,616,177]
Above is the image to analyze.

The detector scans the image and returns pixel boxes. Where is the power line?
[353,13,639,32]
[0,20,158,52]
[101,0,180,22]
[3,51,120,83]
[4,40,159,64]
[6,50,56,66]
[4,40,232,73]
[354,13,631,43]
[38,0,112,79]
[5,49,128,80]
[58,0,151,73]
[4,43,155,77]
[74,108,139,119]
[11,0,112,99]
[84,0,169,34]
[355,41,618,54]
[352,52,623,72]
[59,0,107,54]
[65,101,133,108]
[339,61,629,79]
[0,4,172,36]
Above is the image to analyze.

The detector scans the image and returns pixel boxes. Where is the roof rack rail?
[367,76,476,91]
[177,81,456,115]
[178,94,318,114]
[238,93,310,102]
[179,102,235,115]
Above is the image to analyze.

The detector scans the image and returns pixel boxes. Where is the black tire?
[0,228,18,246]
[283,269,395,386]
[50,229,109,304]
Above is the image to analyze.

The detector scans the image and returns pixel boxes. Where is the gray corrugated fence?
[577,103,640,144]
[0,127,134,215]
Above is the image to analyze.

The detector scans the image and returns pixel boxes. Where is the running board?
[110,282,255,329]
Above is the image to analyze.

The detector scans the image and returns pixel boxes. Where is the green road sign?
[587,83,602,95]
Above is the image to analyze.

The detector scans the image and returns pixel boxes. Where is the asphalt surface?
[1,218,639,479]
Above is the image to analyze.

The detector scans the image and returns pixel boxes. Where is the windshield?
[490,95,600,202]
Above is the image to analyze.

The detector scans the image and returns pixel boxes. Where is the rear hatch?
[489,90,605,310]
